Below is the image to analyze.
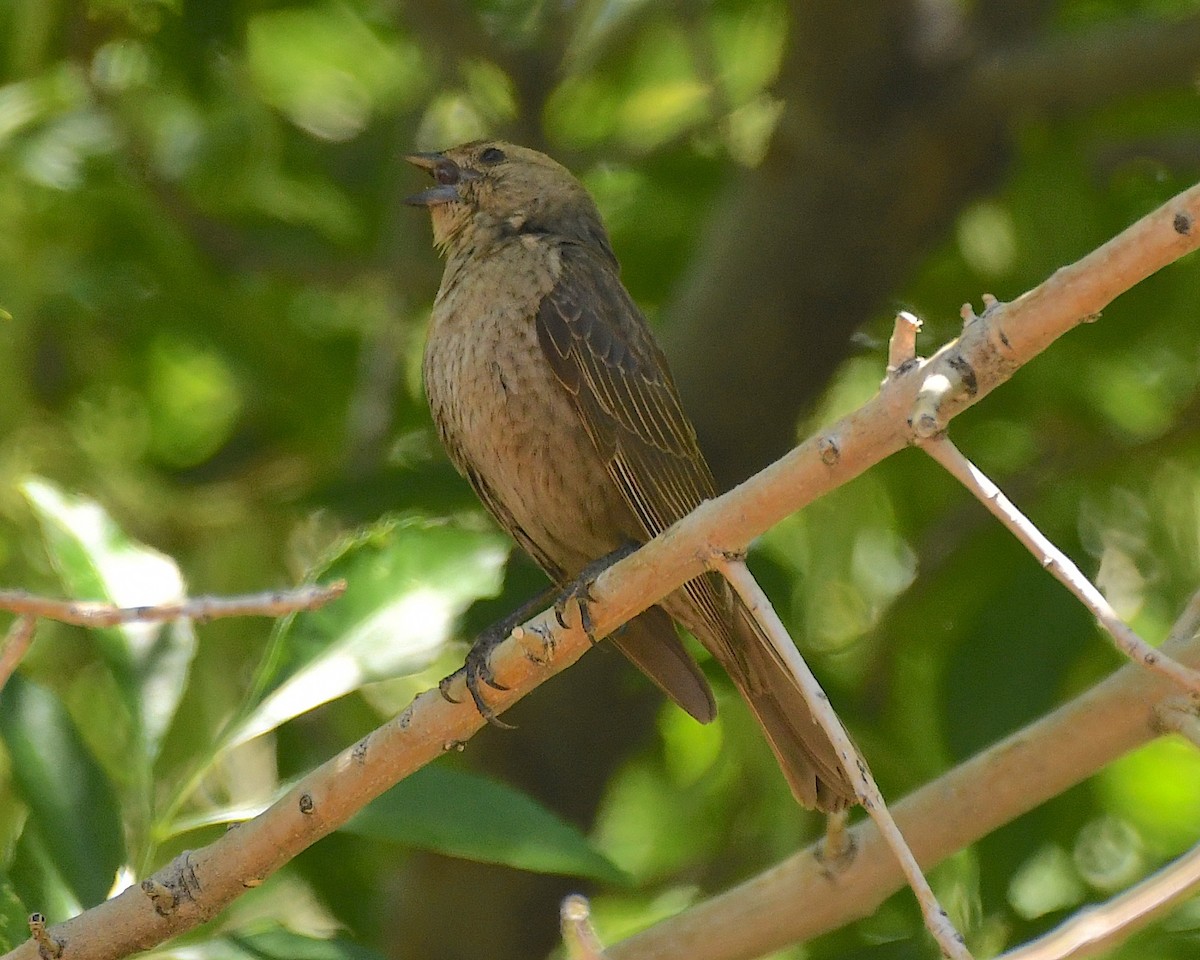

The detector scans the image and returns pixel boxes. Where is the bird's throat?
[429,203,473,254]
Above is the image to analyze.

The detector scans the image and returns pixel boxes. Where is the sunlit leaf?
[20,478,195,765]
[247,4,423,141]
[230,516,507,746]
[1098,736,1200,854]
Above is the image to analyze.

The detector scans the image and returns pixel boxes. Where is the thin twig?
[921,436,1200,695]
[608,595,1200,960]
[561,895,609,960]
[1155,698,1200,748]
[0,616,36,691]
[0,582,347,628]
[716,557,972,960]
[997,842,1200,960]
[887,310,923,372]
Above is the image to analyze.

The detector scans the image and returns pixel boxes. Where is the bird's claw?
[438,670,464,704]
[439,621,517,728]
[463,639,515,728]
[551,544,641,642]
[554,583,597,642]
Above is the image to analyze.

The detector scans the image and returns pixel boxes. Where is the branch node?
[961,295,1005,328]
[516,621,556,665]
[1153,696,1200,746]
[142,851,203,917]
[911,369,966,438]
[887,311,923,373]
[818,435,841,466]
[298,793,315,815]
[140,878,178,917]
[561,894,608,960]
[28,914,63,960]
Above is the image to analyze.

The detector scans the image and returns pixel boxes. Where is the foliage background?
[1,1,1200,958]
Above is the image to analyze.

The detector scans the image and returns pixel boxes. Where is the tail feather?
[728,599,857,811]
[660,576,857,812]
[610,606,717,723]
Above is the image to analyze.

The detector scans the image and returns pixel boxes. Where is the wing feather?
[535,242,735,653]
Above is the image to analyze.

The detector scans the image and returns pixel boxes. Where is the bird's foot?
[439,602,538,730]
[817,810,856,874]
[553,544,640,643]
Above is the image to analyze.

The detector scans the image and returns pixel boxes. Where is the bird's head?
[405,140,613,260]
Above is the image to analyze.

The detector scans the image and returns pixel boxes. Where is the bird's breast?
[423,240,636,576]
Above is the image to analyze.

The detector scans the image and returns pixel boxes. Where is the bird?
[407,140,856,812]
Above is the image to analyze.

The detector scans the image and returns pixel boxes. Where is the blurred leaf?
[145,334,242,468]
[156,924,386,960]
[21,478,195,765]
[247,4,424,142]
[344,765,628,885]
[7,825,80,929]
[0,870,29,953]
[1098,736,1200,855]
[0,675,124,908]
[230,516,507,746]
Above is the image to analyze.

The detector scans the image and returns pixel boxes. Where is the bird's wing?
[535,241,732,644]
[534,242,855,811]
[535,242,716,533]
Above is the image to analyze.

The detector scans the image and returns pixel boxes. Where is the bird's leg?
[553,543,640,641]
[442,544,640,728]
[817,810,856,873]
[440,588,555,729]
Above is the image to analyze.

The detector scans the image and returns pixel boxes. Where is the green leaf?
[153,924,387,960]
[246,4,424,142]
[0,870,30,953]
[344,765,628,885]
[8,823,80,927]
[0,675,125,908]
[20,478,195,765]
[231,516,507,746]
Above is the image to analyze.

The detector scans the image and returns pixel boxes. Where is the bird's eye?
[479,146,506,165]
[433,159,460,185]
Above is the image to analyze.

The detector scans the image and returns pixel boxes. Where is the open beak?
[403,152,477,207]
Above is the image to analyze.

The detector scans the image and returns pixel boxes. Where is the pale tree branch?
[561,895,609,960]
[0,616,36,691]
[0,584,347,696]
[4,182,1199,960]
[718,557,971,959]
[920,436,1200,693]
[0,583,347,628]
[609,594,1200,960]
[997,841,1200,960]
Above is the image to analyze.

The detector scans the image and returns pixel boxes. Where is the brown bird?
[407,140,856,812]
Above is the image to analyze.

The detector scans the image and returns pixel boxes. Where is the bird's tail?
[664,574,857,812]
[725,598,857,811]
